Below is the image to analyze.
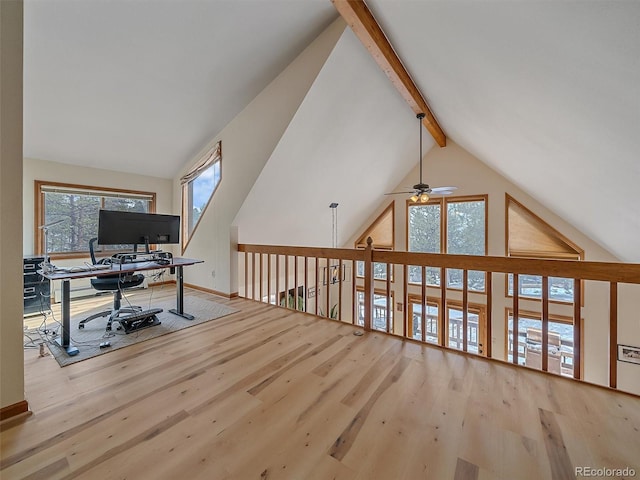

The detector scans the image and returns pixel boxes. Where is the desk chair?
[78,238,145,331]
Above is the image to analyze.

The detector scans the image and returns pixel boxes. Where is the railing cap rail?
[238,243,640,284]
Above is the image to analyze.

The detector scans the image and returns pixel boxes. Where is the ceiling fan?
[386,113,457,203]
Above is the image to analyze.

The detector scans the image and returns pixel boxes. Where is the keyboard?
[117,308,163,333]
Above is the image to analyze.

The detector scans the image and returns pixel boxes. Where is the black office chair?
[78,238,145,331]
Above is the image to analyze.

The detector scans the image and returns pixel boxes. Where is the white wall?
[0,0,25,411]
[175,18,346,296]
[347,140,640,395]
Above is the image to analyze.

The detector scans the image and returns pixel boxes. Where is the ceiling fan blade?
[385,191,415,195]
[429,186,458,193]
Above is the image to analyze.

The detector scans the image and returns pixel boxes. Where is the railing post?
[364,237,373,332]
[573,278,581,379]
[610,282,618,389]
[485,272,492,358]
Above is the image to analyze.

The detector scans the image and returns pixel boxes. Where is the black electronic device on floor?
[117,308,163,334]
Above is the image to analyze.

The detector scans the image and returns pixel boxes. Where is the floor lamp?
[38,218,65,273]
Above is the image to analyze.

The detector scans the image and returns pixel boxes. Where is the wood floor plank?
[4,288,640,479]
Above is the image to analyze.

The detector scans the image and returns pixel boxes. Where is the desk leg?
[169,265,194,320]
[55,279,79,356]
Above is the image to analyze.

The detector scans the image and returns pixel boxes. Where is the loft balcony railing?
[238,238,640,394]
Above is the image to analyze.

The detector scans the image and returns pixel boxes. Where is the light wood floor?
[2,287,640,480]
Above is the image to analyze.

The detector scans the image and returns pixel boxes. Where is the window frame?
[35,180,156,260]
[504,194,584,305]
[405,194,488,293]
[406,295,486,355]
[355,286,394,333]
[181,141,222,252]
[504,308,583,378]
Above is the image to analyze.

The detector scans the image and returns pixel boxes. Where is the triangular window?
[181,141,222,251]
[506,194,582,259]
[506,194,583,303]
[355,203,394,250]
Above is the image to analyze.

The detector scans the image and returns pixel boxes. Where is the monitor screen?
[98,210,180,247]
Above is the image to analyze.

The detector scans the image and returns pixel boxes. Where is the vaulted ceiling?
[23,1,640,261]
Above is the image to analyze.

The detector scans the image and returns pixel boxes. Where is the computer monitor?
[98,210,180,252]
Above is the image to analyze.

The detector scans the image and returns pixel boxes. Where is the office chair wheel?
[106,326,112,332]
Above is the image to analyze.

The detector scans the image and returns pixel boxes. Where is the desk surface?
[40,257,203,281]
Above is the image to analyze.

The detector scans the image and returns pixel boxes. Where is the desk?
[41,257,203,356]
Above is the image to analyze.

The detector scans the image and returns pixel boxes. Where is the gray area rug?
[46,296,238,367]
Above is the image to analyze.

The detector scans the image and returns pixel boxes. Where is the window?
[35,181,155,258]
[181,141,222,249]
[407,297,486,355]
[355,203,394,281]
[407,195,487,291]
[407,296,439,343]
[446,303,485,354]
[356,288,393,333]
[506,194,583,304]
[506,309,577,377]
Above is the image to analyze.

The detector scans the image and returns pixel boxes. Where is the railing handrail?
[239,243,640,284]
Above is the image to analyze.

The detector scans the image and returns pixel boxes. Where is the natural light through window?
[181,141,222,248]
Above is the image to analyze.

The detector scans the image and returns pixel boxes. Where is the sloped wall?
[175,18,346,295]
[233,27,427,248]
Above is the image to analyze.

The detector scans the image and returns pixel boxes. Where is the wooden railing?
[238,239,640,392]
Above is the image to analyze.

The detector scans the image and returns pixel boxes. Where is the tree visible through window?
[181,141,222,248]
[35,181,155,257]
[407,196,487,291]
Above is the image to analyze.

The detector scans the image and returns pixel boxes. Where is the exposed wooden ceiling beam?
[331,0,446,147]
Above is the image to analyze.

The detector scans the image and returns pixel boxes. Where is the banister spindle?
[610,282,618,389]
[386,263,391,333]
[304,256,308,312]
[485,272,492,358]
[421,266,427,342]
[244,251,248,299]
[284,255,289,308]
[573,278,581,379]
[403,265,408,338]
[542,276,549,372]
[315,257,319,316]
[338,260,343,322]
[363,237,373,331]
[326,258,331,319]
[352,259,357,324]
[513,273,519,365]
[259,253,263,302]
[275,254,280,306]
[440,267,446,347]
[294,256,299,311]
[267,254,272,305]
[462,269,468,352]
[252,252,256,301]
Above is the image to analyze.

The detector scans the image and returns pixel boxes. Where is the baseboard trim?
[0,400,29,422]
[184,283,236,299]
[148,280,176,287]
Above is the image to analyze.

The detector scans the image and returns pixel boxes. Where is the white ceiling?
[24,1,640,261]
[368,0,640,261]
[23,0,336,178]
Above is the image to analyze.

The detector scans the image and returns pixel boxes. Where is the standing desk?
[40,257,203,356]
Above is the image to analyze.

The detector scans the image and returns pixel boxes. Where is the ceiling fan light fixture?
[410,194,419,202]
[420,193,429,203]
